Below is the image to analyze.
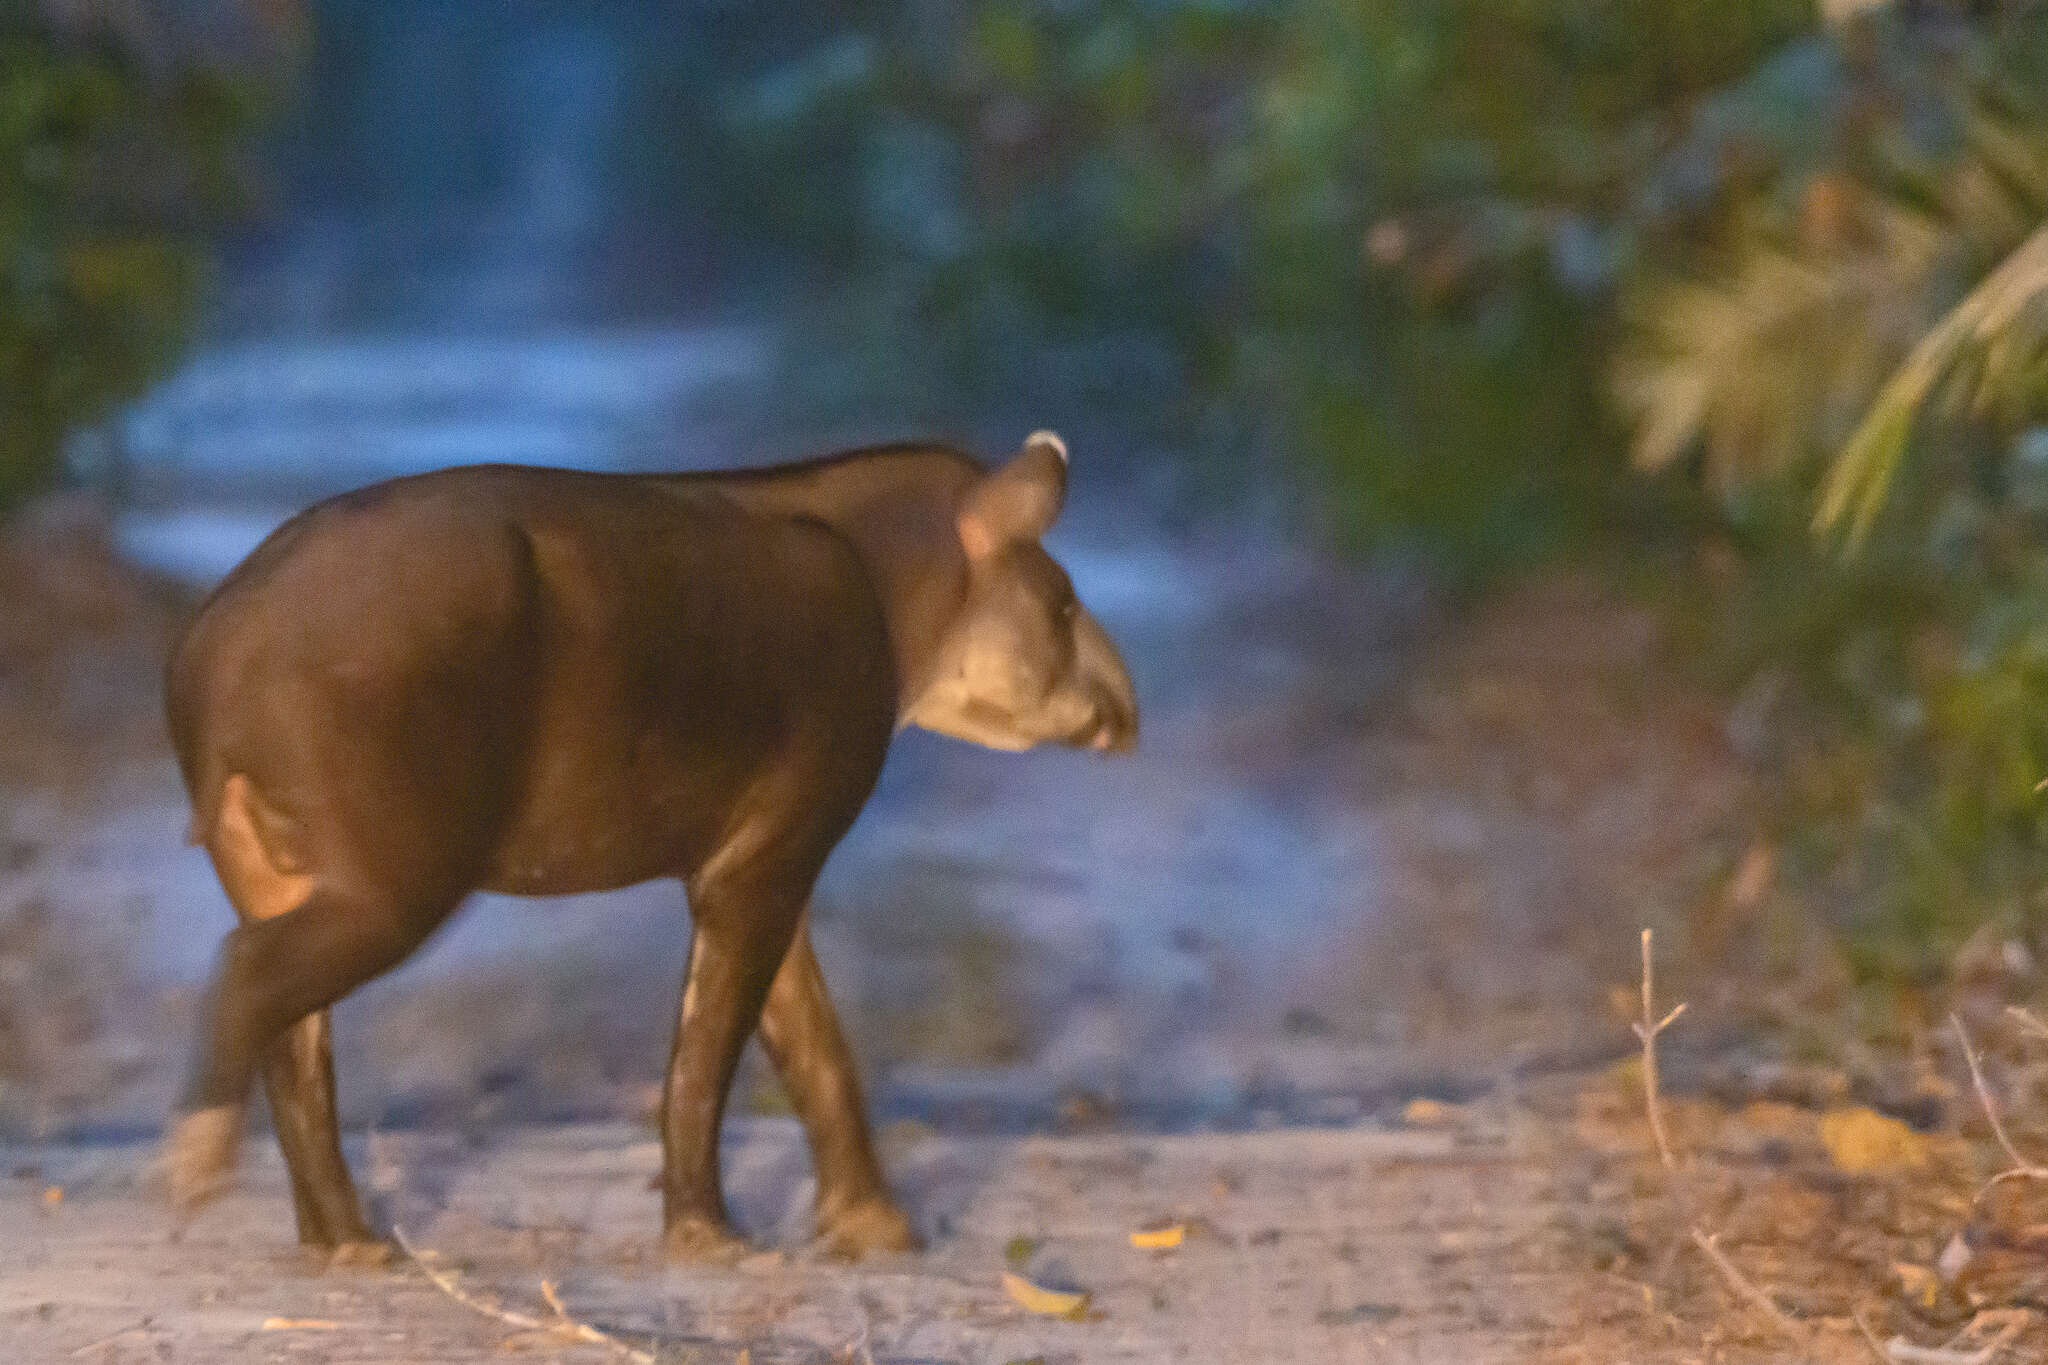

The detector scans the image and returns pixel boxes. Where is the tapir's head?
[904,432,1138,754]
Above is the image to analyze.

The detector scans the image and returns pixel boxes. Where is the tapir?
[158,431,1136,1262]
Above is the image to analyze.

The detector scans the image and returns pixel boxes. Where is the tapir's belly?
[478,737,742,896]
[479,813,687,897]
[474,675,801,896]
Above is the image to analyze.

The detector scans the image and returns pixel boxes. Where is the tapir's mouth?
[1088,721,1136,753]
[914,687,1135,754]
[1070,694,1138,754]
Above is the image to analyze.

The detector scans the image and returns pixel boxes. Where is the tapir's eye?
[1060,599,1079,622]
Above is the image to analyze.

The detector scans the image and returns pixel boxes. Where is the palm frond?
[1614,205,1947,491]
[1815,222,2048,548]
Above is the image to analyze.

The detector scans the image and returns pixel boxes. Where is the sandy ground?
[0,1111,1740,1365]
[15,495,2024,1362]
[10,1083,2042,1365]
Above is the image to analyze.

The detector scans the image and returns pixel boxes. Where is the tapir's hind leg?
[165,881,457,1213]
[262,1013,384,1259]
[758,918,917,1258]
[186,775,384,1254]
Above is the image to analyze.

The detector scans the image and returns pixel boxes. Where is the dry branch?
[1882,1308,2029,1365]
[1631,927,1687,1176]
[1951,1014,2048,1182]
[392,1223,655,1364]
[391,1224,547,1333]
[1632,928,1807,1346]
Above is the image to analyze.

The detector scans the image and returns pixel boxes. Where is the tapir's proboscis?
[159,432,1136,1263]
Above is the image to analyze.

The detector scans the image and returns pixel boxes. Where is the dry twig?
[541,1278,657,1362]
[1631,928,1688,1175]
[391,1223,655,1364]
[1875,1015,2048,1365]
[2005,1006,2048,1045]
[1632,928,1806,1346]
[1882,1307,2029,1365]
[391,1224,547,1333]
[1951,1014,2048,1191]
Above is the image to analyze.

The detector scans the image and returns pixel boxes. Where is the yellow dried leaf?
[260,1318,340,1331]
[1820,1107,1929,1174]
[1894,1263,1939,1310]
[1728,842,1775,908]
[1002,1270,1090,1319]
[1401,1098,1453,1127]
[40,1185,61,1206]
[1129,1223,1185,1250]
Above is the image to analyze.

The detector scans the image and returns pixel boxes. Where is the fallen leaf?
[1401,1098,1454,1127]
[260,1318,340,1331]
[1894,1262,1939,1310]
[1002,1236,1038,1267]
[1820,1107,1930,1174]
[40,1185,61,1207]
[1728,841,1775,908]
[1129,1223,1185,1251]
[1002,1271,1090,1320]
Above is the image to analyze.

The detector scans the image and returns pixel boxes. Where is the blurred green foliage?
[727,0,1809,574]
[733,1,2048,978]
[0,8,279,513]
[1621,10,2048,978]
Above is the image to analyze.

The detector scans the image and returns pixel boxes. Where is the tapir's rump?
[160,437,1136,1262]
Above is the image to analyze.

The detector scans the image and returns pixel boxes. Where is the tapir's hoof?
[663,1216,750,1265]
[815,1196,920,1260]
[160,1107,243,1213]
[319,1239,397,1270]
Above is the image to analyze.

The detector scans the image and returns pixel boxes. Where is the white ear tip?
[1025,429,1068,465]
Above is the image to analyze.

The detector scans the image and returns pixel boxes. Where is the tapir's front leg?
[758,918,918,1257]
[661,868,805,1261]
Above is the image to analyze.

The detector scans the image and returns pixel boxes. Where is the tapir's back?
[166,463,898,894]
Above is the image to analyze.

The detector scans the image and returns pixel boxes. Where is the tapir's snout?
[1073,609,1138,755]
[1084,695,1138,753]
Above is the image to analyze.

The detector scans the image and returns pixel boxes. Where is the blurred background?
[7,0,2048,1143]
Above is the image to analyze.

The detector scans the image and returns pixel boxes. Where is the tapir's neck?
[679,447,982,718]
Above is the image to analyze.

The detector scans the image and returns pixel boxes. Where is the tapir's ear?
[958,431,1069,559]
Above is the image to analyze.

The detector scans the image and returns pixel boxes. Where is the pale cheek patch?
[210,773,315,921]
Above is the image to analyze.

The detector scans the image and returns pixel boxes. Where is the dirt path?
[11,504,2009,1362]
[5,1115,1657,1364]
